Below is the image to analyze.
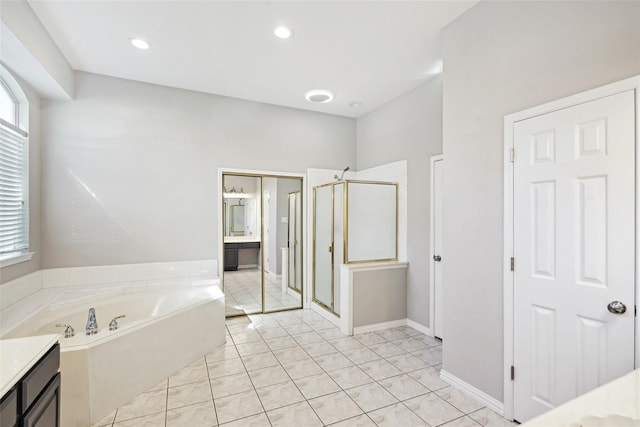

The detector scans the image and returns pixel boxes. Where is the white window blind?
[0,118,28,256]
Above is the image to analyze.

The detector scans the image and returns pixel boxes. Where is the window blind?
[0,119,28,255]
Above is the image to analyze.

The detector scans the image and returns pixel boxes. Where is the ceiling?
[27,1,476,118]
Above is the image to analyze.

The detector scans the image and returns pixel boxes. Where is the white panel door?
[433,158,444,338]
[513,90,635,422]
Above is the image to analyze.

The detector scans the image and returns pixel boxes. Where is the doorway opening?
[221,172,304,317]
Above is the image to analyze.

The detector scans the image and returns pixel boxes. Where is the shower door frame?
[219,168,305,316]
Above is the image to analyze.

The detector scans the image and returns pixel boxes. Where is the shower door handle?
[433,255,442,262]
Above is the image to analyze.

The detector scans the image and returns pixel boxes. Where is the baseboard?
[406,319,432,336]
[238,264,259,270]
[353,319,407,334]
[440,370,504,416]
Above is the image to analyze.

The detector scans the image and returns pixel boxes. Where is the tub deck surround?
[522,369,640,426]
[2,283,226,427]
[0,334,60,397]
[0,260,226,427]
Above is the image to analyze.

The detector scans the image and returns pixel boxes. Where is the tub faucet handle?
[109,315,126,331]
[86,307,98,335]
[55,323,75,338]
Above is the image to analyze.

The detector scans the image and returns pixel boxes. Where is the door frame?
[429,154,443,338]
[503,75,640,420]
[218,167,306,314]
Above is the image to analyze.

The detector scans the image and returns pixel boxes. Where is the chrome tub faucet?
[86,307,98,335]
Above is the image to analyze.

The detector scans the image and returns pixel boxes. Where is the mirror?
[230,205,245,234]
[223,175,259,238]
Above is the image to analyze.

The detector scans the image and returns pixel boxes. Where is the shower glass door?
[288,192,302,294]
[313,185,333,310]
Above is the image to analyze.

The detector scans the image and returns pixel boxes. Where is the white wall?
[0,0,74,100]
[442,0,640,401]
[40,72,356,268]
[356,77,443,328]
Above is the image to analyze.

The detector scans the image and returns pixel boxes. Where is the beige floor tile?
[264,335,298,350]
[379,374,430,401]
[92,409,116,427]
[468,408,519,427]
[220,412,271,427]
[342,347,380,364]
[112,412,165,427]
[353,332,387,346]
[272,345,310,363]
[301,341,339,357]
[167,380,213,410]
[405,392,465,426]
[359,359,403,381]
[327,413,377,426]
[409,366,449,390]
[166,400,217,427]
[267,401,323,427]
[256,380,305,411]
[168,363,210,387]
[328,366,375,390]
[205,345,239,363]
[308,391,363,425]
[210,371,254,398]
[385,353,429,373]
[207,358,246,379]
[441,415,483,426]
[368,402,429,427]
[280,357,324,379]
[345,382,399,412]
[248,365,290,388]
[214,389,263,424]
[242,351,280,371]
[114,389,167,422]
[314,351,354,372]
[436,386,486,413]
[294,372,341,399]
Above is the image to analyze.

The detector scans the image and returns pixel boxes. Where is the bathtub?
[1,283,226,427]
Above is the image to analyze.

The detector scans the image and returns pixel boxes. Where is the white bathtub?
[1,284,226,427]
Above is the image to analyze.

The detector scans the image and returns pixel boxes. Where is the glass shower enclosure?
[312,180,398,316]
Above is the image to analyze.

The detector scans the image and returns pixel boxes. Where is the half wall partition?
[312,180,398,316]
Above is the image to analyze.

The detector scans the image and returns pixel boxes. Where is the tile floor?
[93,309,517,427]
[223,269,302,316]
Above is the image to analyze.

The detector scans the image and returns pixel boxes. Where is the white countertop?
[224,236,261,243]
[522,369,640,426]
[0,334,60,397]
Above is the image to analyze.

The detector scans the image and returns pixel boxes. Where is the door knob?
[607,301,627,314]
[433,255,442,262]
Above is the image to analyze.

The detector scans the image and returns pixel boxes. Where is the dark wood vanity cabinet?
[0,343,61,427]
[224,243,240,271]
[224,241,261,271]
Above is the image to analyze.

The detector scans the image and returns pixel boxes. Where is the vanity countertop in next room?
[0,334,60,397]
[224,236,261,243]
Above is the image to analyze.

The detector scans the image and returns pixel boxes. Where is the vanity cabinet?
[0,388,18,427]
[224,242,261,271]
[0,342,60,427]
[224,243,240,271]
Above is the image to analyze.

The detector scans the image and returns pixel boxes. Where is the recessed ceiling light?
[305,90,334,104]
[349,102,362,108]
[274,26,293,39]
[130,38,150,50]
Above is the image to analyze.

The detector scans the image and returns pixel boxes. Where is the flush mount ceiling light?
[129,38,150,50]
[274,26,293,39]
[349,102,362,108]
[305,90,334,104]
